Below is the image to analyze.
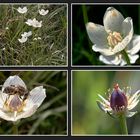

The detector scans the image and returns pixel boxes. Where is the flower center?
[4,95,26,112]
[107,31,123,48]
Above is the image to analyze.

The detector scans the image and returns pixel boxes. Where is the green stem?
[119,114,128,135]
[121,50,130,65]
[12,123,18,134]
[82,5,88,24]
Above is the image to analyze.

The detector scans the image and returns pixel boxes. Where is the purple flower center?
[110,84,128,111]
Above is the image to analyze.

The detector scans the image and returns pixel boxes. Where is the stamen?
[107,31,123,48]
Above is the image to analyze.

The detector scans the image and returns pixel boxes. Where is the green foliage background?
[0,71,67,135]
[72,71,140,135]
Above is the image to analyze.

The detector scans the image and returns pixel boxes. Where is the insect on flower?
[3,85,29,102]
[0,75,46,122]
[97,83,140,118]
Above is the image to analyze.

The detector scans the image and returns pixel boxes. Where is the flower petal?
[97,100,107,112]
[98,94,110,106]
[127,35,140,55]
[128,99,139,110]
[86,22,108,46]
[24,86,46,110]
[97,100,112,112]
[2,75,27,92]
[99,55,124,65]
[0,109,15,121]
[128,90,140,104]
[103,7,124,32]
[111,18,133,54]
[92,45,116,56]
[128,54,139,64]
[16,105,38,121]
[0,91,6,107]
[122,17,133,37]
[125,111,137,117]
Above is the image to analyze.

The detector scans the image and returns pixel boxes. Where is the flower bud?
[110,84,128,112]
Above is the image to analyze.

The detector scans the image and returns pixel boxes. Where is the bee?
[3,85,29,101]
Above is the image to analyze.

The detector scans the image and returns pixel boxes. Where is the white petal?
[39,9,49,16]
[17,7,27,14]
[125,111,137,117]
[122,17,133,37]
[99,55,122,65]
[97,100,107,112]
[21,31,32,38]
[103,7,124,32]
[120,59,127,66]
[0,91,5,108]
[24,86,46,109]
[92,44,116,56]
[128,90,140,104]
[97,100,112,112]
[18,37,27,43]
[127,35,140,55]
[128,100,139,110]
[2,75,27,92]
[98,94,110,106]
[86,22,108,46]
[25,19,33,26]
[0,109,15,121]
[16,105,38,120]
[111,18,133,54]
[128,54,139,64]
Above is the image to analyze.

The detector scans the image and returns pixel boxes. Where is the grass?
[0,4,67,66]
[0,71,67,135]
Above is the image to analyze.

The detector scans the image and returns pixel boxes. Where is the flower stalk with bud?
[97,84,140,134]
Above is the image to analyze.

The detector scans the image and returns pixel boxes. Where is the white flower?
[21,31,32,38]
[86,7,140,65]
[25,18,42,28]
[18,36,27,43]
[18,31,32,43]
[39,9,49,16]
[97,84,140,118]
[0,75,46,122]
[33,37,41,40]
[17,7,28,14]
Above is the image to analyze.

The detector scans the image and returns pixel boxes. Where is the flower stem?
[121,50,130,65]
[12,122,18,134]
[82,5,88,24]
[119,114,128,135]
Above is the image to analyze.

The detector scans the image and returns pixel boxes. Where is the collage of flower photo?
[1,1,140,137]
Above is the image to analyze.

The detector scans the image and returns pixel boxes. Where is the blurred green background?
[0,71,67,135]
[72,71,140,135]
[72,5,140,65]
